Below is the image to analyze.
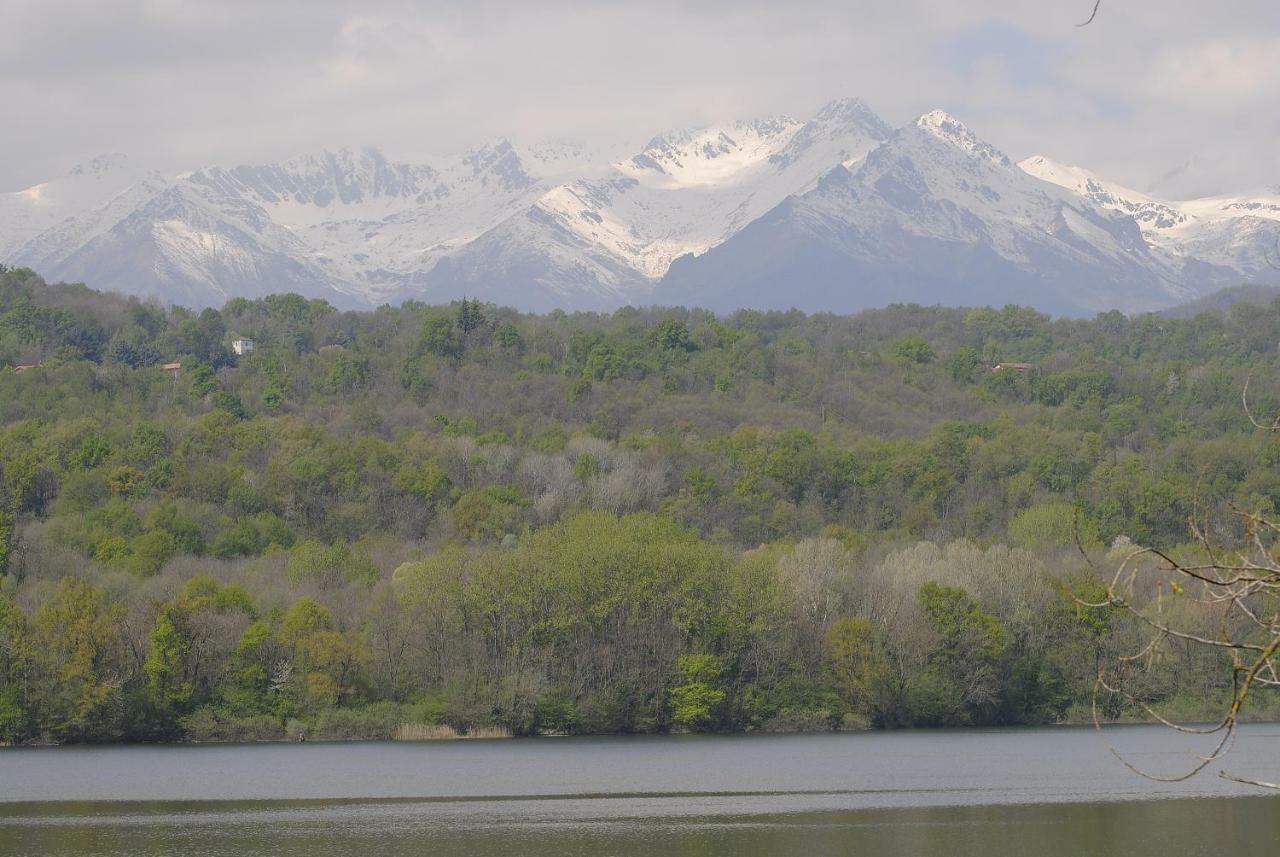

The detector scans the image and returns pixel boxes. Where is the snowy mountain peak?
[913,110,1011,167]
[914,108,963,131]
[7,103,1279,316]
[766,99,890,173]
[1020,154,1189,231]
[1019,155,1097,188]
[632,120,796,162]
[621,117,804,188]
[737,116,803,137]
[1019,155,1142,202]
[812,97,892,136]
[522,137,622,179]
[182,145,444,212]
[464,137,515,163]
[0,152,160,259]
[1020,155,1280,284]
[280,145,414,190]
[462,138,536,192]
[323,145,390,170]
[66,153,133,178]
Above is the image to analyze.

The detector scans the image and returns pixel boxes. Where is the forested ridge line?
[0,264,1278,743]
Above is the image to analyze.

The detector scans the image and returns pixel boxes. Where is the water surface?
[3,725,1279,856]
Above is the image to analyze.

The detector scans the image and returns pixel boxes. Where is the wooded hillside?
[1,265,1277,742]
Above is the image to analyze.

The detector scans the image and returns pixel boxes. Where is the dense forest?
[1,263,1278,743]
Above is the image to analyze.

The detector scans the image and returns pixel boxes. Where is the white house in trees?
[231,338,255,356]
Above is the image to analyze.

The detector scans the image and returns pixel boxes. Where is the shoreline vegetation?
[11,711,1280,748]
[2,266,1280,746]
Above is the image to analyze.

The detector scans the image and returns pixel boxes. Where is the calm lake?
[2,724,1279,856]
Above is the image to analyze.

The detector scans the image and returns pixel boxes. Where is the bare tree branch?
[1242,372,1280,431]
[1077,0,1103,27]
[1085,376,1280,788]
[1220,771,1280,789]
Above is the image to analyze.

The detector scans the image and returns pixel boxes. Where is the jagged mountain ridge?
[1020,155,1280,289]
[1,100,1276,314]
[415,98,894,309]
[656,111,1214,316]
[0,154,158,261]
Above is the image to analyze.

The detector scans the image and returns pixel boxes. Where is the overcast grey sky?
[2,0,1278,196]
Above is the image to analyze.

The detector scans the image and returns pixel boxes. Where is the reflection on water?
[2,796,1279,857]
[2,725,1279,856]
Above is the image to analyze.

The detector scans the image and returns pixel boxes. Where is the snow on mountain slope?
[0,154,156,259]
[523,138,620,179]
[33,182,357,308]
[3,101,1273,314]
[1022,155,1280,286]
[413,195,651,311]
[186,146,447,224]
[1018,156,1188,231]
[423,99,893,307]
[657,111,1187,316]
[178,141,549,302]
[603,98,890,257]
[14,172,173,274]
[621,117,804,188]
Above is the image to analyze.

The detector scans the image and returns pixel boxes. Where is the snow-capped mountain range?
[2,99,1277,315]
